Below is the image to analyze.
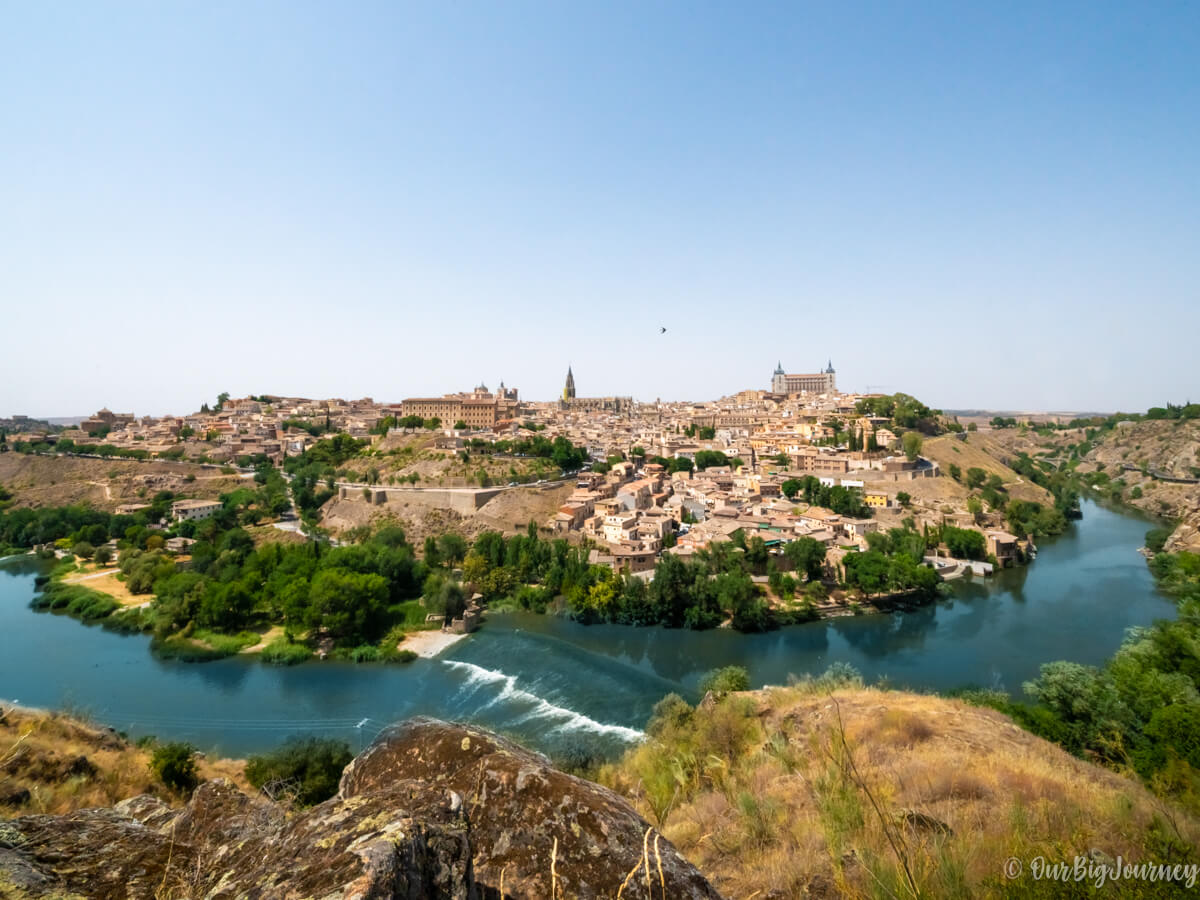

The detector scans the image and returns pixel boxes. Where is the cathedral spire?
[563,365,576,402]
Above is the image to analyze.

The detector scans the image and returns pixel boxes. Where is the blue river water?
[0,500,1174,759]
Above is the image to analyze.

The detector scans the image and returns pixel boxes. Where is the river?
[0,500,1174,760]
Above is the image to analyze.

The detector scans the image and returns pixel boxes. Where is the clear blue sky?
[2,1,1197,417]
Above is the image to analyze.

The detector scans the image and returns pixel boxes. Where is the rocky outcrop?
[0,718,722,899]
[341,717,722,899]
[2,778,475,899]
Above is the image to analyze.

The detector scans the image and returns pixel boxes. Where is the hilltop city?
[2,360,1070,622]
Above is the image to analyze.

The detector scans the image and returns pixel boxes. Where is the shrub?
[72,541,95,560]
[346,644,380,662]
[31,582,118,620]
[550,736,611,778]
[699,665,750,696]
[150,742,199,795]
[818,661,863,688]
[260,637,312,666]
[1145,527,1172,554]
[647,693,694,737]
[152,630,257,662]
[245,736,353,806]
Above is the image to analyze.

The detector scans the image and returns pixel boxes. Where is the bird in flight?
[660,326,667,334]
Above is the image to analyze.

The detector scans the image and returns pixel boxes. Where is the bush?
[150,742,199,795]
[1145,527,1172,554]
[260,637,312,666]
[699,665,750,696]
[550,736,611,778]
[818,661,863,688]
[647,693,694,737]
[31,582,118,620]
[152,630,257,662]
[345,644,380,662]
[245,736,353,806]
[72,541,95,560]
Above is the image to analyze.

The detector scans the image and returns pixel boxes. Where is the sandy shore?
[402,629,470,659]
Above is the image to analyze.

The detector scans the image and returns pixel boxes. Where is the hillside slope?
[989,420,1200,550]
[921,434,1053,504]
[0,454,241,512]
[603,682,1200,898]
[0,704,246,818]
[5,691,1198,897]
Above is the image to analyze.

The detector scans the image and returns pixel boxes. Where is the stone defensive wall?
[339,485,506,513]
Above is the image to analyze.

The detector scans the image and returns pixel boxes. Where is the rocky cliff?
[0,717,720,899]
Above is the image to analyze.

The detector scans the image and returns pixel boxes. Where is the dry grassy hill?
[0,454,242,511]
[4,690,1197,898]
[920,434,1053,504]
[320,481,575,543]
[0,705,247,820]
[603,683,1200,899]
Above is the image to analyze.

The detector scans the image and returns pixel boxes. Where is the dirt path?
[64,568,120,582]
[86,480,113,500]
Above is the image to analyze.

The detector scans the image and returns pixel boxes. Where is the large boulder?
[340,717,722,900]
[0,718,723,899]
[1,778,476,899]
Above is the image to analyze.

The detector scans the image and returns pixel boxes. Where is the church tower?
[563,365,576,401]
[771,361,786,394]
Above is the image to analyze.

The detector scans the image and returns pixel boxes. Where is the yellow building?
[863,491,889,509]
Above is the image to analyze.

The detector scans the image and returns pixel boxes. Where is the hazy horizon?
[3,2,1198,417]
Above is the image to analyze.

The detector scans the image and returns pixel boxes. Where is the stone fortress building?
[401,381,520,430]
[771,360,837,394]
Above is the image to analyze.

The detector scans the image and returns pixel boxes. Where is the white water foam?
[442,660,644,742]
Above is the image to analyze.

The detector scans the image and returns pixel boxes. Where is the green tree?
[306,569,388,643]
[965,467,987,489]
[901,431,923,462]
[967,496,984,524]
[942,525,986,560]
[784,536,826,582]
[843,549,890,595]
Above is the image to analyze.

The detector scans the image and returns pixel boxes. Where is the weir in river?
[0,501,1174,759]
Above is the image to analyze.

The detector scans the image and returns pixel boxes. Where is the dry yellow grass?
[61,567,143,606]
[922,434,1053,505]
[601,685,1200,899]
[0,453,240,512]
[0,705,247,819]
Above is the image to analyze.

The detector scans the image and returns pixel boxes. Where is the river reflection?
[0,501,1175,757]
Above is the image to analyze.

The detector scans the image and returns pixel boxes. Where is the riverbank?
[400,628,469,658]
[6,688,1197,899]
[0,500,1175,759]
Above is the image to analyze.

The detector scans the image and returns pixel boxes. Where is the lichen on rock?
[0,718,722,899]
